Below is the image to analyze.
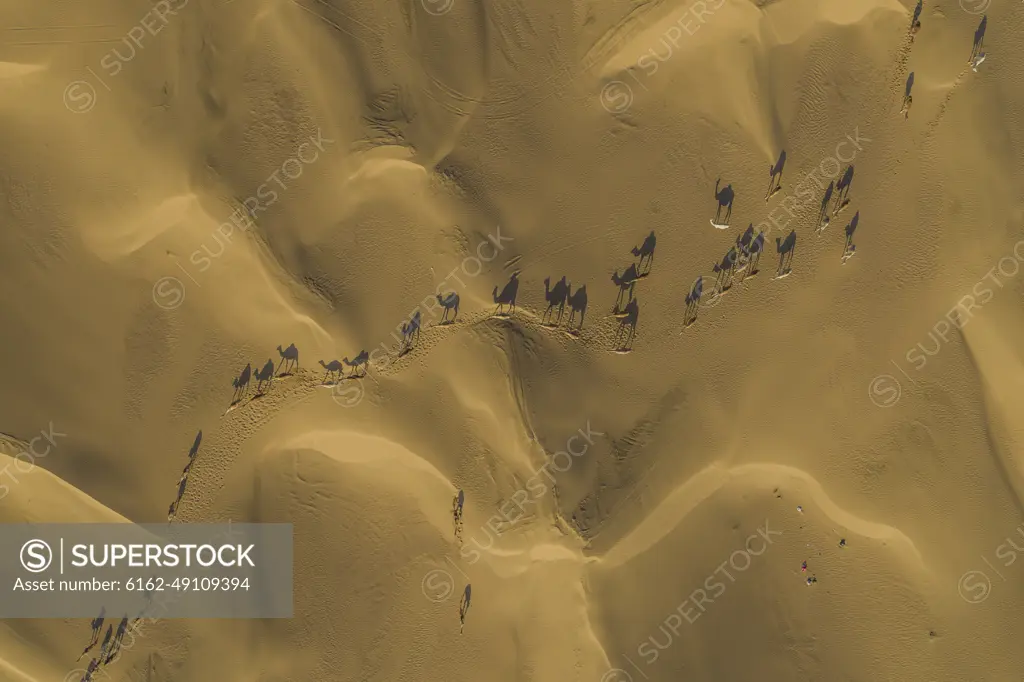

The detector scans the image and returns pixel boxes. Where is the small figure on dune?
[817,181,834,232]
[96,625,114,664]
[187,430,202,460]
[909,0,922,39]
[631,230,656,275]
[542,276,570,326]
[436,292,460,324]
[971,50,986,72]
[493,272,519,316]
[342,350,370,378]
[746,231,765,277]
[318,359,344,384]
[833,165,854,216]
[712,178,734,228]
[566,284,588,333]
[167,501,177,522]
[276,343,299,375]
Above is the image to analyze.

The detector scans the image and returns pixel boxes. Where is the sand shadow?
[713,246,739,296]
[77,608,106,661]
[632,230,656,276]
[493,272,519,316]
[910,0,922,36]
[459,583,472,632]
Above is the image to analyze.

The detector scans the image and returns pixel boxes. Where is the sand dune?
[1,0,1023,679]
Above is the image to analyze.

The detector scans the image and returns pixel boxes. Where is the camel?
[543,276,570,325]
[254,359,275,393]
[713,178,734,226]
[614,298,639,350]
[493,272,519,315]
[231,363,252,403]
[684,276,703,326]
[319,359,344,383]
[343,350,370,378]
[776,231,797,277]
[276,343,299,374]
[909,0,922,38]
[401,310,422,349]
[833,165,854,215]
[611,263,639,312]
[631,231,656,274]
[767,150,786,201]
[817,181,834,231]
[436,292,460,323]
[567,284,588,331]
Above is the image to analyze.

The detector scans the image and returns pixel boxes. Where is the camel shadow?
[567,284,588,333]
[254,359,275,394]
[230,363,252,406]
[843,211,860,262]
[684,276,703,326]
[767,150,786,201]
[459,583,472,630]
[632,231,656,276]
[833,165,854,216]
[611,263,639,313]
[543,276,570,326]
[399,311,422,355]
[910,0,922,35]
[436,292,460,325]
[493,272,519,316]
[276,343,299,376]
[187,430,202,459]
[776,230,797,277]
[713,245,738,295]
[318,359,344,384]
[901,72,914,117]
[713,178,735,227]
[343,350,370,378]
[971,15,987,62]
[613,298,639,351]
[817,181,834,231]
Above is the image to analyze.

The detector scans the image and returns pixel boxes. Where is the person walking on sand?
[452,489,465,541]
